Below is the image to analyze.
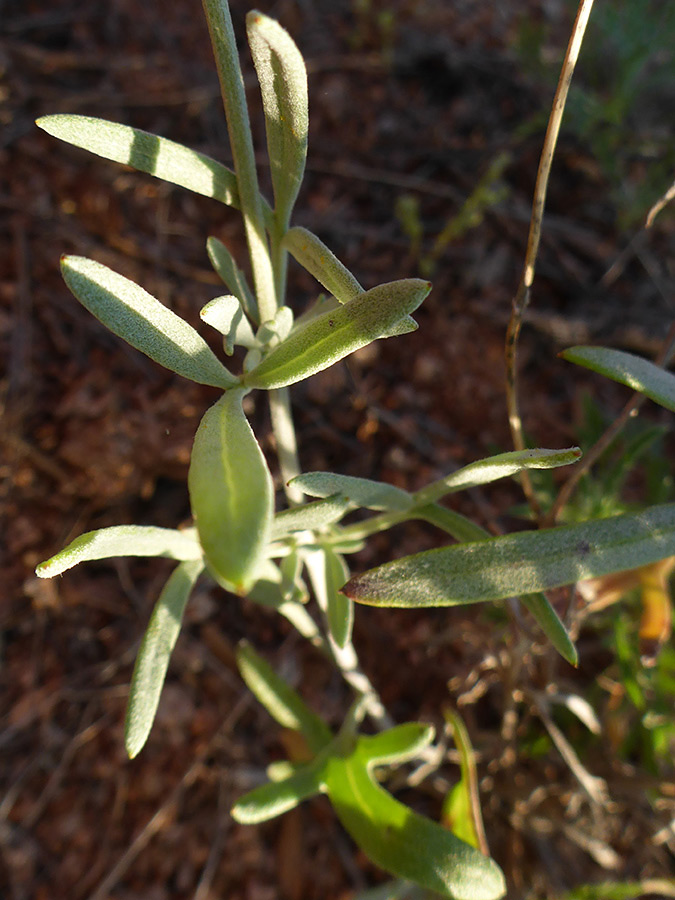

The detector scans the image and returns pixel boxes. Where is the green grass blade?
[562,345,675,412]
[290,472,413,512]
[244,278,431,390]
[236,641,333,752]
[37,114,253,208]
[61,256,238,388]
[343,504,675,608]
[36,525,202,578]
[247,12,308,227]
[188,390,273,593]
[125,559,203,758]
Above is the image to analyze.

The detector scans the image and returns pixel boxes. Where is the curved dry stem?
[505,0,596,518]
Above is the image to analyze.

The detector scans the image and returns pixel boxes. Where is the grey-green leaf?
[272,495,351,539]
[324,548,353,648]
[343,504,675,608]
[36,525,202,579]
[521,594,578,667]
[231,759,325,824]
[562,345,675,413]
[246,12,308,226]
[200,294,257,353]
[206,236,258,323]
[244,278,431,390]
[188,390,273,593]
[125,559,203,758]
[61,256,237,388]
[324,740,506,900]
[283,226,363,303]
[37,114,242,207]
[290,472,413,512]
[236,641,333,752]
[414,447,582,506]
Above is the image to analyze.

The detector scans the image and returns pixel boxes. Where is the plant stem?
[202,0,277,324]
[544,322,675,526]
[505,0,595,519]
[269,387,303,504]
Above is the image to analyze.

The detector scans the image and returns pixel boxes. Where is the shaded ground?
[1,1,675,898]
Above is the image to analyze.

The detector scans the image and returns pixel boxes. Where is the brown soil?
[2,2,674,899]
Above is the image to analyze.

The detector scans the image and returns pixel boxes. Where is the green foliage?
[34,1,674,895]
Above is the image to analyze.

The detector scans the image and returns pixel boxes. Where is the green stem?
[202,0,277,324]
[269,387,303,505]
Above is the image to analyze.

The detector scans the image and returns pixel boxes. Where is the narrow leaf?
[188,390,273,593]
[521,593,578,666]
[200,294,257,353]
[283,226,363,303]
[343,504,675,608]
[414,447,582,506]
[236,641,333,752]
[358,723,434,766]
[38,114,249,208]
[125,559,203,758]
[61,256,237,388]
[246,12,308,226]
[206,236,258,323]
[244,278,431,390]
[272,495,351,539]
[231,759,325,824]
[290,472,413,512]
[442,710,487,855]
[324,548,353,648]
[37,525,202,579]
[324,742,506,900]
[562,345,675,412]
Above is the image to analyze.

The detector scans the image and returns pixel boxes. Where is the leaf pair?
[36,525,206,757]
[232,644,506,900]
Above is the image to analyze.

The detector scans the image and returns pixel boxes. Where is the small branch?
[269,387,303,505]
[544,321,675,526]
[505,0,595,518]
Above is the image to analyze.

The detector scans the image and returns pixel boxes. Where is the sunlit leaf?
[125,559,203,758]
[188,390,273,593]
[358,723,434,767]
[257,306,294,346]
[200,294,257,354]
[562,345,675,413]
[236,641,332,752]
[324,737,506,900]
[283,226,363,303]
[246,12,308,226]
[244,278,431,390]
[61,256,238,388]
[290,472,413,512]
[231,758,325,824]
[36,525,202,578]
[414,447,581,506]
[343,504,675,608]
[37,114,246,206]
